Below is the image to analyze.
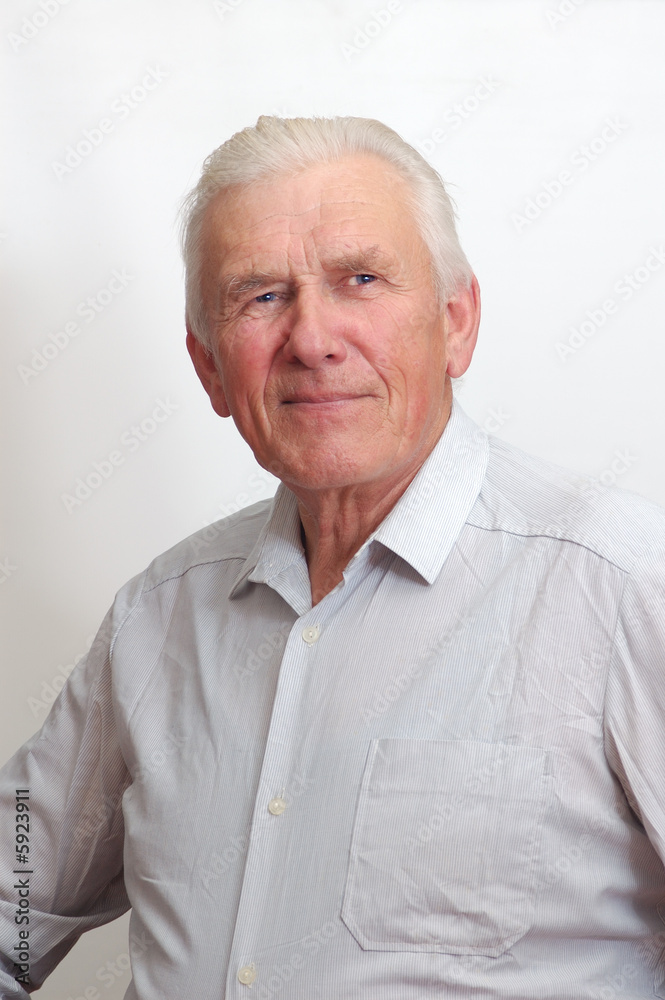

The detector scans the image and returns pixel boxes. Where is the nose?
[281,286,348,369]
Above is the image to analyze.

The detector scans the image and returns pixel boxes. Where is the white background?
[1,0,664,995]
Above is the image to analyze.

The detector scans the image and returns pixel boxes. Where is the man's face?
[190,155,478,495]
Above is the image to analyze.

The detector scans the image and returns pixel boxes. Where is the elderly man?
[1,115,664,999]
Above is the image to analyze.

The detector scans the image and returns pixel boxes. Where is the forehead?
[201,155,425,273]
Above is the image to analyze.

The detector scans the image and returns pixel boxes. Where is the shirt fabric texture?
[1,401,665,999]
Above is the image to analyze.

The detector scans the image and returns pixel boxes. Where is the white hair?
[179,115,473,348]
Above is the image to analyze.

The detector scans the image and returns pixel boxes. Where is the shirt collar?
[229,400,489,596]
[229,480,305,600]
[369,400,489,583]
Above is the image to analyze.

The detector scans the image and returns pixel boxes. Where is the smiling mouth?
[284,395,362,405]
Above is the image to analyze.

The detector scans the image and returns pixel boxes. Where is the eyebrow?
[220,271,277,303]
[320,246,389,273]
[218,245,395,305]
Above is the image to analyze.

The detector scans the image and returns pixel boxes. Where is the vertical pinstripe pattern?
[1,402,665,999]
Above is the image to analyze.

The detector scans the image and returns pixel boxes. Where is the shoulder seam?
[109,571,148,661]
[465,518,633,574]
[141,553,247,596]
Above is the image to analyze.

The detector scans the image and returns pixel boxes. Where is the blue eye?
[255,291,278,303]
[352,274,376,285]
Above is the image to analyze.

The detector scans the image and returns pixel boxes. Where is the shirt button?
[301,624,320,644]
[268,796,287,815]
[238,965,257,986]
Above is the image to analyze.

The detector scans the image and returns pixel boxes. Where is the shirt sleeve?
[604,541,665,863]
[0,609,131,995]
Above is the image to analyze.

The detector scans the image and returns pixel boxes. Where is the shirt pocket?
[342,738,550,957]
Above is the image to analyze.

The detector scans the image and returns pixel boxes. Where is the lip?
[283,394,365,405]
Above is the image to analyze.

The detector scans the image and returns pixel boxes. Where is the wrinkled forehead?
[199,155,425,274]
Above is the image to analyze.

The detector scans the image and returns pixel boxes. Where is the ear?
[186,328,231,418]
[444,274,481,378]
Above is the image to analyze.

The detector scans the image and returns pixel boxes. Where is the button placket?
[226,612,334,988]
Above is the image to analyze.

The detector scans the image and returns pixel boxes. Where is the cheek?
[366,300,443,374]
[360,302,410,362]
[217,325,269,394]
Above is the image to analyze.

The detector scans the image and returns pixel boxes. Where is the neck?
[293,398,453,606]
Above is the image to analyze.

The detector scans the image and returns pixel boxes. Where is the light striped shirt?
[1,401,665,998]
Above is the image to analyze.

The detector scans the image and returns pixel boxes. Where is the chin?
[257,434,390,492]
[282,457,383,493]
